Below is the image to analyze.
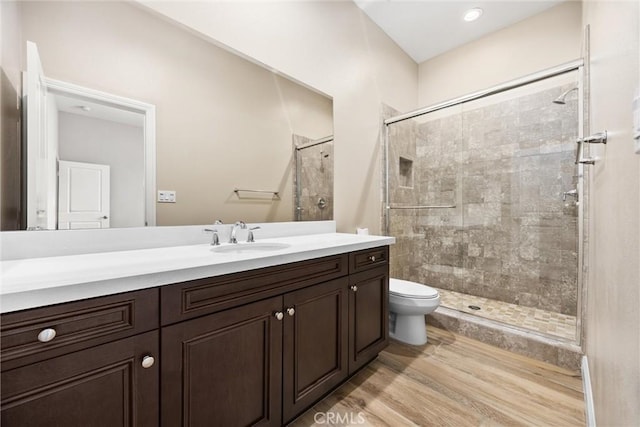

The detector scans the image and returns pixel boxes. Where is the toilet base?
[389,312,428,345]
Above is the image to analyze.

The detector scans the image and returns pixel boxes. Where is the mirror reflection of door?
[25,41,56,230]
[24,41,155,230]
[58,161,110,229]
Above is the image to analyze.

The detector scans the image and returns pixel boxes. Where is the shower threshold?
[436,288,577,342]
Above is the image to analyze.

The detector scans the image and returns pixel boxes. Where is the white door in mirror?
[58,160,110,229]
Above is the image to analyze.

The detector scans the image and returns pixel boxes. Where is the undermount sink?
[211,242,291,254]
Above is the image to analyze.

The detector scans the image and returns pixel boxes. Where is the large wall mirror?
[2,1,333,230]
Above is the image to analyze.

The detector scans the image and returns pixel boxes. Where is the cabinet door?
[348,266,389,374]
[282,277,349,423]
[1,330,159,427]
[161,296,282,427]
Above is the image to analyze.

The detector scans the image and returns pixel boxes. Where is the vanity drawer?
[349,246,389,273]
[161,253,348,325]
[1,288,159,370]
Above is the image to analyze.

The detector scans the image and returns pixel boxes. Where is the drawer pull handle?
[369,255,376,262]
[286,307,295,316]
[37,328,56,343]
[274,311,284,321]
[141,355,155,369]
[350,285,358,292]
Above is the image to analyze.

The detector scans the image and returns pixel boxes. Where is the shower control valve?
[562,189,578,202]
[577,131,608,145]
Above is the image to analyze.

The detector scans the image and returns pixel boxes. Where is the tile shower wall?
[386,84,579,316]
[293,135,334,221]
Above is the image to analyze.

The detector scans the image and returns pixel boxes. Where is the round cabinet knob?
[369,255,376,262]
[141,355,155,369]
[274,311,284,321]
[350,285,358,292]
[37,328,57,343]
[286,307,295,316]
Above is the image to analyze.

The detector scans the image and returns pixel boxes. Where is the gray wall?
[58,112,145,228]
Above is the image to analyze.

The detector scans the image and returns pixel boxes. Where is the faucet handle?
[247,226,261,243]
[204,228,220,246]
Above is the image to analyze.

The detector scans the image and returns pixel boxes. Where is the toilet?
[389,278,441,345]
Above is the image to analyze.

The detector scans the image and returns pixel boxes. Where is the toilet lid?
[390,278,439,299]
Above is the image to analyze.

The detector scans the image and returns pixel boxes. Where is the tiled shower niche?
[385,76,580,339]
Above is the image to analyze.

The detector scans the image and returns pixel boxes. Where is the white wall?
[58,112,145,228]
[582,1,640,425]
[139,0,419,233]
[418,2,583,106]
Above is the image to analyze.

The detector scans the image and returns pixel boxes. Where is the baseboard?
[581,355,596,426]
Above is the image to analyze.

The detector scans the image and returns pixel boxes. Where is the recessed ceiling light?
[463,7,483,22]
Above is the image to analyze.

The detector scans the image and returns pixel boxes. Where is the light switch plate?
[158,190,176,203]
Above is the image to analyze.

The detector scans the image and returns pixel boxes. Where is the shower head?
[553,87,578,105]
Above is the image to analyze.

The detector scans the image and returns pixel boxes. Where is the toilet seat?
[390,278,439,299]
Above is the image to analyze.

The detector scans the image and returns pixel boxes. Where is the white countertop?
[0,233,394,313]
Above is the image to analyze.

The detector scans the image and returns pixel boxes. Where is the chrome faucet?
[247,226,261,243]
[204,228,220,245]
[204,220,224,246]
[229,221,247,243]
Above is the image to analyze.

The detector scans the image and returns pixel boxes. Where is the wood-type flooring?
[291,325,585,426]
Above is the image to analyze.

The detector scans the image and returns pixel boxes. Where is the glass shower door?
[386,69,582,343]
[294,137,333,221]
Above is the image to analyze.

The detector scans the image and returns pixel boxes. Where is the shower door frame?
[382,59,586,345]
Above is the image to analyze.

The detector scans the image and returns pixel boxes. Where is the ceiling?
[54,92,144,128]
[354,0,566,63]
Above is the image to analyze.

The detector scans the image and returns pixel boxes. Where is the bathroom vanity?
[0,230,391,426]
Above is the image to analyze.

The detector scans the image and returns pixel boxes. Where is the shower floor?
[436,288,578,341]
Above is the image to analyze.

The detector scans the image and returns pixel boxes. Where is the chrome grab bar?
[387,205,456,210]
[233,188,280,198]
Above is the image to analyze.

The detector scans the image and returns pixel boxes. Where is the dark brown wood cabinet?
[161,277,352,426]
[1,330,159,427]
[1,247,389,427]
[161,296,283,427]
[348,266,389,374]
[1,289,160,427]
[282,278,349,423]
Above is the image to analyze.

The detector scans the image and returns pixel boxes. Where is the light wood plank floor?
[290,325,585,426]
